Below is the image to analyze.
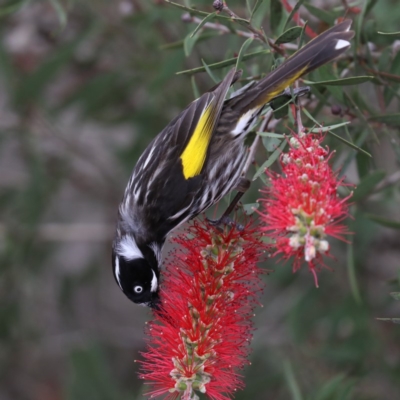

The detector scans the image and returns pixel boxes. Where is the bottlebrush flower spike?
[259,132,352,287]
[139,219,264,400]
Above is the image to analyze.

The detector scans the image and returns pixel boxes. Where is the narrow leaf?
[301,108,371,157]
[270,0,283,33]
[165,0,249,24]
[190,12,217,37]
[0,0,28,16]
[347,239,362,304]
[283,360,303,400]
[191,76,200,99]
[49,0,67,28]
[309,121,350,132]
[352,170,386,202]
[251,0,269,29]
[201,59,219,84]
[304,76,374,86]
[256,131,285,138]
[243,203,259,215]
[365,214,400,230]
[275,26,303,44]
[176,50,270,75]
[251,0,264,19]
[283,0,306,31]
[262,137,281,152]
[252,140,286,181]
[236,38,254,71]
[160,32,217,50]
[377,31,400,37]
[303,3,336,24]
[369,113,400,127]
[376,318,400,325]
[184,32,199,56]
[390,292,400,301]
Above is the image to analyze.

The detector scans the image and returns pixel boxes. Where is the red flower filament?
[139,220,264,400]
[259,133,351,286]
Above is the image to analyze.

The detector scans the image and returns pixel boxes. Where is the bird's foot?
[207,215,244,231]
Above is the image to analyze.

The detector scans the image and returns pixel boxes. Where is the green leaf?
[273,103,289,119]
[283,360,303,400]
[165,1,250,24]
[160,32,218,50]
[298,21,307,48]
[283,0,306,30]
[308,121,351,133]
[390,292,400,301]
[275,26,303,44]
[303,3,336,24]
[256,131,285,138]
[369,113,400,127]
[352,170,386,202]
[176,49,270,75]
[250,0,264,19]
[270,0,283,33]
[0,0,29,16]
[365,214,400,230]
[304,76,374,86]
[366,0,378,15]
[190,12,217,37]
[201,59,219,84]
[251,0,269,29]
[191,76,200,99]
[377,31,400,37]
[347,239,362,304]
[49,0,67,28]
[301,108,371,157]
[236,37,254,71]
[262,136,281,152]
[314,374,350,400]
[243,203,259,215]
[376,318,400,325]
[252,139,286,181]
[344,92,378,142]
[184,32,199,56]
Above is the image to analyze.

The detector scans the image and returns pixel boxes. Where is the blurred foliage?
[0,0,400,399]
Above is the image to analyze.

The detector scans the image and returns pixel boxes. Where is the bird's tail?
[231,19,354,113]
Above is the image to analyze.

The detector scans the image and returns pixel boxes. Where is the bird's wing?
[174,68,237,179]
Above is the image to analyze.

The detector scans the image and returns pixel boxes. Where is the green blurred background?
[0,0,399,399]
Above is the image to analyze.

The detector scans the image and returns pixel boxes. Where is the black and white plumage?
[112,20,354,308]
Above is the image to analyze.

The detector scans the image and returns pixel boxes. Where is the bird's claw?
[207,215,244,231]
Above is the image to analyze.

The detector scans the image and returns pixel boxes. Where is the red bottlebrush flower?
[259,133,352,287]
[139,219,264,400]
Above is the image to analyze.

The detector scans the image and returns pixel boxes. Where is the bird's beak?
[149,292,161,310]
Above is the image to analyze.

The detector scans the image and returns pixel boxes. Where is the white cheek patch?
[150,269,158,292]
[117,235,144,261]
[114,256,123,290]
[335,39,350,50]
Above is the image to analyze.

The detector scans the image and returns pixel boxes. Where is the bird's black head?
[112,235,161,308]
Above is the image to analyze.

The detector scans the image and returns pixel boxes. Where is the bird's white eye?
[134,285,143,294]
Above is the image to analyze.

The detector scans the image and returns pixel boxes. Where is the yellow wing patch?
[180,101,215,179]
[260,65,309,105]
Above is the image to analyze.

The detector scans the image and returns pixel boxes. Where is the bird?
[112,20,354,308]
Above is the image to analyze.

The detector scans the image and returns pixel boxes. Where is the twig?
[182,14,254,39]
[294,81,304,136]
[372,170,400,193]
[242,110,272,176]
[219,1,267,44]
